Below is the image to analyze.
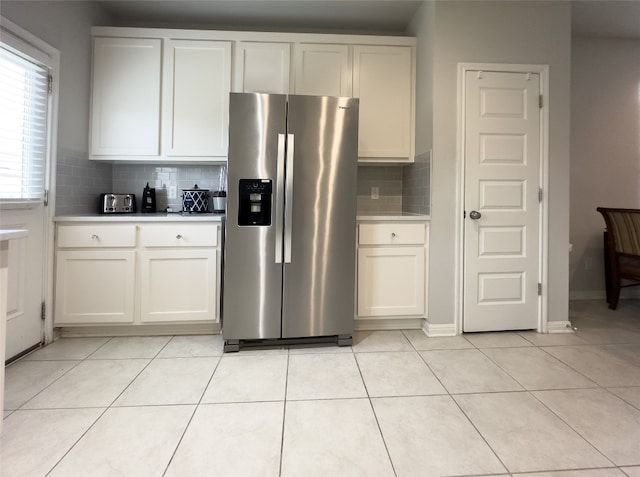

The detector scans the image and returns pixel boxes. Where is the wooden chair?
[596,207,640,310]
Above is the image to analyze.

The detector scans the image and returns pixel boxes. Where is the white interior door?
[1,21,57,360]
[463,70,541,332]
[1,208,45,359]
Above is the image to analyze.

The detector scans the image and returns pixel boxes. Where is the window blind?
[0,45,49,201]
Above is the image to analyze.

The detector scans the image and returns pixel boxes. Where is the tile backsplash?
[402,150,431,216]
[112,164,226,212]
[56,148,113,215]
[55,157,430,216]
[356,166,403,214]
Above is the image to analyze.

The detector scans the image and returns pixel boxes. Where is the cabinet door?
[139,249,217,323]
[54,250,136,324]
[234,42,290,94]
[357,246,425,317]
[163,40,232,157]
[353,46,413,160]
[294,43,350,97]
[90,37,161,157]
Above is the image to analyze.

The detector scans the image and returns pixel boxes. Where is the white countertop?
[0,229,29,241]
[55,213,428,223]
[54,213,224,222]
[357,213,430,222]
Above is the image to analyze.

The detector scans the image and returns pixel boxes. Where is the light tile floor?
[2,299,640,476]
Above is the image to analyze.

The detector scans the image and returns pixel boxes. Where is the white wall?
[570,37,640,298]
[419,1,572,326]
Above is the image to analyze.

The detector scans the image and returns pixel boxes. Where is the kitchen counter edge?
[54,214,224,223]
[357,214,430,222]
[0,229,29,241]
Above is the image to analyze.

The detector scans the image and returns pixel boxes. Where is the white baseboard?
[570,289,640,300]
[547,321,574,334]
[58,323,220,338]
[569,290,605,300]
[422,321,457,337]
[355,318,423,331]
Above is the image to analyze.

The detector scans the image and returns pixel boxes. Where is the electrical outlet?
[371,186,379,200]
[169,186,177,199]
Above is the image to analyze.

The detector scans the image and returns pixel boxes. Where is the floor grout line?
[4,311,640,476]
[277,351,290,477]
[161,350,223,477]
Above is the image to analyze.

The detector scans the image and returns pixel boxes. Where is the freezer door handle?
[275,133,286,264]
[284,133,294,263]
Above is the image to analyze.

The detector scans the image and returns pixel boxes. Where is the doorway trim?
[455,62,549,335]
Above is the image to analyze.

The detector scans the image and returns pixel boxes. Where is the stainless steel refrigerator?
[221,93,359,352]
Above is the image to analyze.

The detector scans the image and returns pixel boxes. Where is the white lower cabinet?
[358,247,425,317]
[55,250,136,324]
[139,249,217,323]
[356,221,428,320]
[54,221,220,328]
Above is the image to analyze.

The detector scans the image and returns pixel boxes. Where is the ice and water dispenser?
[238,179,272,226]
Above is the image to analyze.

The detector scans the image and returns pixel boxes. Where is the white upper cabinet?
[353,45,413,161]
[294,43,350,97]
[90,28,415,164]
[163,40,231,157]
[234,42,290,94]
[90,37,161,157]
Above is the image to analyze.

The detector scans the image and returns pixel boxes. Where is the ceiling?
[571,0,640,39]
[96,0,640,38]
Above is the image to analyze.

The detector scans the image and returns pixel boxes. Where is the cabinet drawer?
[139,224,218,247]
[57,225,137,248]
[359,223,425,245]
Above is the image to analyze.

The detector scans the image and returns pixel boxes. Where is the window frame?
[0,17,59,211]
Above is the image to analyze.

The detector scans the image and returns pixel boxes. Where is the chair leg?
[603,233,611,303]
[609,280,621,310]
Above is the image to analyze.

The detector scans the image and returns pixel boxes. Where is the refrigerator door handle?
[275,133,286,264]
[284,133,294,263]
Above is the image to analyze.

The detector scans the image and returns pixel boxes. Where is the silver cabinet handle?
[469,210,482,220]
[91,234,99,240]
[176,234,183,239]
[391,232,396,238]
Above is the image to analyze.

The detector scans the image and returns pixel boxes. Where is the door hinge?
[538,283,542,296]
[41,301,46,320]
[44,189,49,207]
[48,74,53,94]
[538,188,543,203]
[538,94,543,109]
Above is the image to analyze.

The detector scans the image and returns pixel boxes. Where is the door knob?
[469,210,482,220]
